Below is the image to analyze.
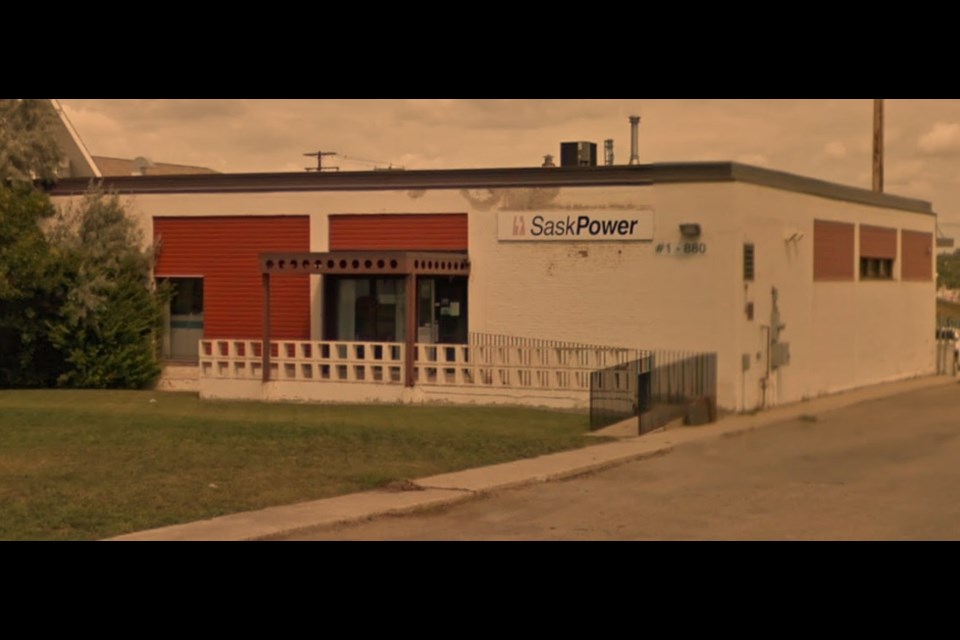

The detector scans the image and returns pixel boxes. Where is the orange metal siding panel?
[154,216,310,339]
[814,220,855,281]
[860,224,897,259]
[902,230,933,281]
[329,214,468,250]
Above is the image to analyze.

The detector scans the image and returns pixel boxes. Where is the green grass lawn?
[0,389,599,540]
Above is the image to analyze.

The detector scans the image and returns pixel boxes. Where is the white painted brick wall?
[52,179,936,412]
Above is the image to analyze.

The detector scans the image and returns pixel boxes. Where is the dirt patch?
[380,479,426,492]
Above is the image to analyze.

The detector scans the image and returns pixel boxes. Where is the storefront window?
[325,277,406,342]
[324,275,468,344]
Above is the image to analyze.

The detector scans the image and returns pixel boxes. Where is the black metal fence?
[469,331,623,350]
[936,338,957,375]
[590,350,718,435]
[937,316,960,330]
[589,354,648,429]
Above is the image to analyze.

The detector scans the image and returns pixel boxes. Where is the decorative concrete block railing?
[200,339,405,385]
[413,343,639,391]
[200,337,639,393]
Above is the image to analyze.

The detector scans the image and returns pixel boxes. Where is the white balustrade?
[199,340,405,385]
[199,338,639,393]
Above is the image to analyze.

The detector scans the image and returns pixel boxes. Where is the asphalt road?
[283,382,960,540]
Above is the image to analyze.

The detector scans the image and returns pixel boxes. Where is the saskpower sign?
[497,211,654,242]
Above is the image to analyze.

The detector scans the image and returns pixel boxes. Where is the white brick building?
[48,162,937,412]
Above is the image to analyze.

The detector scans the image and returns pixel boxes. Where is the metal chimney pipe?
[604,139,614,166]
[629,115,641,165]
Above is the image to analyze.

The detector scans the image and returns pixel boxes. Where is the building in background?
[48,100,217,178]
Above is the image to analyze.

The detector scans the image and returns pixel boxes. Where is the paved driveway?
[284,382,960,540]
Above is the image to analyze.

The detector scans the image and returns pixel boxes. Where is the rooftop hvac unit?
[560,141,597,167]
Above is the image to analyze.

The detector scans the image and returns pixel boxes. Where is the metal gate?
[590,350,718,435]
[936,335,958,375]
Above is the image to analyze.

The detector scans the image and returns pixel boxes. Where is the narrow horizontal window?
[860,257,894,280]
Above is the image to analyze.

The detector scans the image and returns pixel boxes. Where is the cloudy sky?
[58,99,960,236]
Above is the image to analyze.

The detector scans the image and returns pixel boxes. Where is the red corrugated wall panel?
[814,220,855,281]
[860,224,897,259]
[154,216,310,339]
[329,214,468,250]
[901,230,933,281]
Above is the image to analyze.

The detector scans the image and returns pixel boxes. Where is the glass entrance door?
[163,277,204,362]
[417,276,467,344]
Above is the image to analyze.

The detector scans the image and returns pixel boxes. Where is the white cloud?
[824,141,847,158]
[918,122,960,155]
[887,178,935,201]
[59,103,131,157]
[886,159,926,184]
[395,153,448,170]
[886,126,903,146]
[52,100,960,221]
[735,153,770,166]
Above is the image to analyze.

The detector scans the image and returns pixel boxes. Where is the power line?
[340,154,384,166]
[302,150,404,172]
[340,154,404,170]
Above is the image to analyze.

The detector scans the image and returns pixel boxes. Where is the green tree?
[937,249,960,290]
[1,100,166,388]
[0,183,69,386]
[46,188,168,388]
[0,99,69,386]
[0,99,63,183]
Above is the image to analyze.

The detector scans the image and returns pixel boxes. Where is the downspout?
[760,324,770,409]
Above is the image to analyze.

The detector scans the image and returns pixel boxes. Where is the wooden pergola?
[259,251,470,386]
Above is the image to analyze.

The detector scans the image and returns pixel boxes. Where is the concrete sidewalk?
[106,374,957,541]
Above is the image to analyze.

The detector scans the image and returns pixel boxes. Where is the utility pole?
[872,99,883,192]
[304,150,339,172]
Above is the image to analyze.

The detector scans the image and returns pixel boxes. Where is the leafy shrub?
[46,188,168,388]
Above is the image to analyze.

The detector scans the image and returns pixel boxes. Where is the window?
[323,274,469,345]
[743,243,755,281]
[860,257,894,280]
[323,277,406,342]
[168,278,203,315]
[161,277,203,361]
[859,224,897,282]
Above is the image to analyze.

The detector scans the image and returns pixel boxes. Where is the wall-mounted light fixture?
[679,223,701,238]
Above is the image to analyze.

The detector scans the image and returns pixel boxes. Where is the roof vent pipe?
[629,115,641,165]
[604,139,614,166]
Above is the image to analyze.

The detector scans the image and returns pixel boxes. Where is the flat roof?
[45,161,934,216]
